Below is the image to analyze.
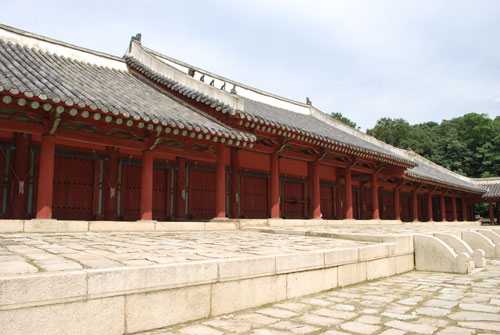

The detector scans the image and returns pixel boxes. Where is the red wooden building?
[0,25,495,223]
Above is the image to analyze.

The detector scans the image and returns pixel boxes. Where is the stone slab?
[0,271,86,308]
[126,285,210,333]
[24,219,88,232]
[211,275,287,315]
[0,296,124,335]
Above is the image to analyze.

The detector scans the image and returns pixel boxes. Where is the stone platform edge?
[0,242,413,334]
[0,218,481,233]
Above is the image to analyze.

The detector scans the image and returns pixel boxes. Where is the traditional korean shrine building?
[0,24,498,224]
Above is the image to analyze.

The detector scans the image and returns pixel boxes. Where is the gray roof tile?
[0,39,254,142]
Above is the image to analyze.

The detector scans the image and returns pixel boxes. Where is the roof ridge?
[141,44,312,110]
[0,24,126,70]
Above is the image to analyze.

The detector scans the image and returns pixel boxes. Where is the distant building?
[0,24,498,223]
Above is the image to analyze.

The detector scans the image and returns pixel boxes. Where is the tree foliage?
[330,112,360,129]
[366,113,500,178]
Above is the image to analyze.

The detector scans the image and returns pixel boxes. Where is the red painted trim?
[311,161,321,219]
[371,173,379,219]
[230,148,239,218]
[440,194,446,222]
[36,135,55,218]
[427,192,433,221]
[394,187,401,220]
[461,198,467,221]
[489,202,495,224]
[345,167,353,219]
[270,153,280,218]
[411,190,418,222]
[215,142,226,218]
[451,196,457,221]
[140,150,154,220]
[0,119,44,135]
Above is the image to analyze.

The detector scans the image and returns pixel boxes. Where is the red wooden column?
[427,191,433,222]
[270,153,280,218]
[394,187,400,220]
[451,196,457,221]
[36,135,56,219]
[440,194,446,221]
[411,190,419,222]
[105,147,118,220]
[335,168,342,219]
[462,198,468,221]
[11,133,30,218]
[215,142,226,218]
[489,202,495,225]
[311,161,321,219]
[230,148,239,218]
[371,173,379,219]
[140,150,153,220]
[175,157,187,219]
[345,167,353,219]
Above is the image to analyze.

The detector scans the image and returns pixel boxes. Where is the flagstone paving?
[247,224,496,236]
[137,260,500,335]
[0,231,367,275]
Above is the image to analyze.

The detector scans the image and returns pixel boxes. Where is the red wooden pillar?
[335,168,342,219]
[140,150,153,220]
[36,135,56,219]
[371,173,379,219]
[489,202,495,225]
[451,196,457,221]
[270,153,280,218]
[11,133,30,218]
[345,167,353,219]
[411,190,418,222]
[440,194,446,222]
[230,148,239,218]
[215,142,226,218]
[105,147,118,220]
[311,161,321,219]
[462,198,468,221]
[427,192,433,222]
[394,187,400,220]
[175,157,186,219]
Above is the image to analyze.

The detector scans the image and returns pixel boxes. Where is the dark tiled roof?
[405,157,485,193]
[125,54,413,167]
[477,181,500,200]
[0,38,254,142]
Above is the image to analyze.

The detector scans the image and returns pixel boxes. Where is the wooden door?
[52,154,95,220]
[400,193,411,222]
[188,166,216,219]
[121,163,141,220]
[281,179,307,219]
[320,183,335,219]
[153,166,170,220]
[240,172,268,218]
[0,147,9,218]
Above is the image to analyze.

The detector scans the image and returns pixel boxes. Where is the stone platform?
[0,230,412,335]
[137,260,500,335]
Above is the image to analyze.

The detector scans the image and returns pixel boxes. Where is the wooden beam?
[0,119,44,135]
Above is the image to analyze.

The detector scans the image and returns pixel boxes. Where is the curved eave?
[125,56,414,168]
[0,92,256,147]
[404,172,485,194]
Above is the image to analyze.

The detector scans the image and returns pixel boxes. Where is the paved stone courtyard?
[247,224,490,236]
[0,231,367,275]
[137,260,500,335]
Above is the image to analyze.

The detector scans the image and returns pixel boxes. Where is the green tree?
[330,112,359,129]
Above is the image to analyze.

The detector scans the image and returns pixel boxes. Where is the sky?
[1,0,499,131]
